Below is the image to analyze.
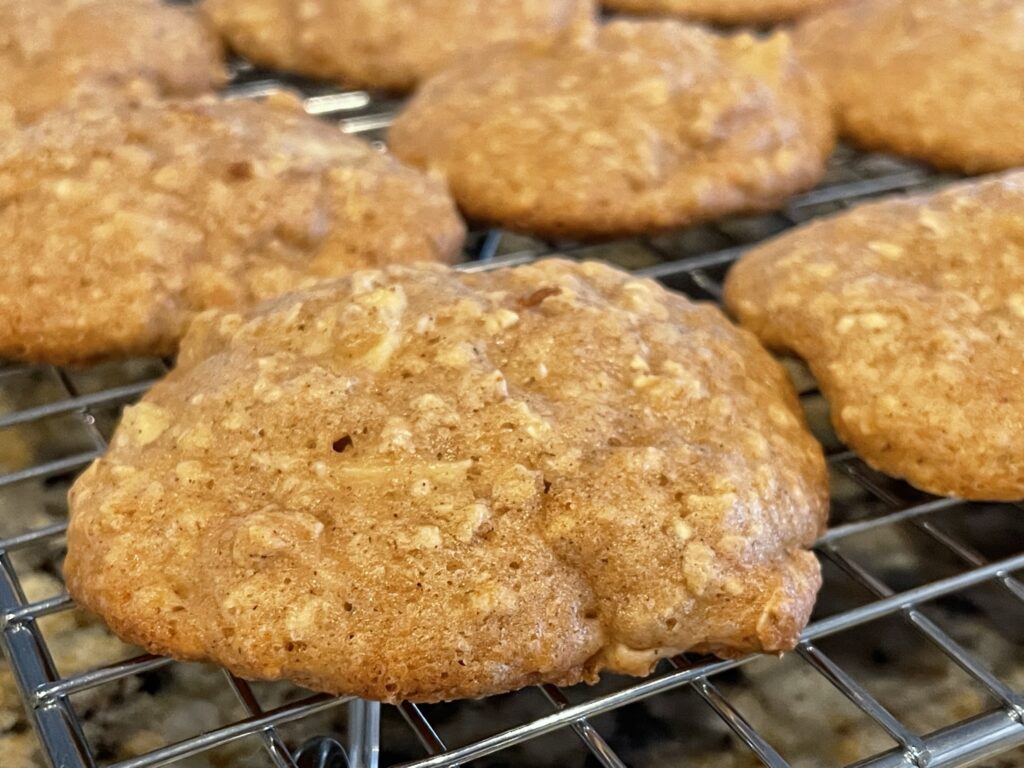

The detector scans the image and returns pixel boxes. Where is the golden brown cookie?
[0,0,225,124]
[202,0,595,92]
[603,0,836,25]
[794,0,1024,173]
[0,94,464,366]
[67,259,828,703]
[389,20,834,240]
[725,173,1024,501]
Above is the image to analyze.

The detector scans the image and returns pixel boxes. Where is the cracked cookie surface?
[67,259,827,703]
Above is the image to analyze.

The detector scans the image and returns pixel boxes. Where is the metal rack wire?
[1,67,1023,768]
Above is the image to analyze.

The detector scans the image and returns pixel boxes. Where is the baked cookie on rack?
[67,259,829,704]
[0,0,225,124]
[202,0,595,92]
[0,93,464,366]
[389,20,834,239]
[725,172,1024,500]
[794,0,1024,173]
[602,0,835,25]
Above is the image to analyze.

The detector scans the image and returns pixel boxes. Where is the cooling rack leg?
[347,699,380,768]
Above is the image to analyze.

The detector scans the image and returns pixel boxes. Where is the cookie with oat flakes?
[0,0,225,124]
[725,173,1024,500]
[203,0,595,92]
[66,259,828,703]
[0,93,464,366]
[388,20,834,240]
[794,0,1024,173]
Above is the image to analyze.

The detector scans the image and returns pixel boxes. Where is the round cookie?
[66,259,829,703]
[0,94,465,366]
[794,0,1024,173]
[202,0,596,92]
[389,20,834,239]
[0,0,225,124]
[603,0,836,25]
[725,173,1024,501]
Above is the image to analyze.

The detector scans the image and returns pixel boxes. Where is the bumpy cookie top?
[794,0,1024,173]
[602,0,836,24]
[67,259,828,703]
[0,0,225,123]
[725,173,1024,500]
[203,0,595,92]
[389,20,834,239]
[0,94,464,365]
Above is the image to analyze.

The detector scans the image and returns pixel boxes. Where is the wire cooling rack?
[2,60,1024,768]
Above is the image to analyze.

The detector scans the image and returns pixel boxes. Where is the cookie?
[794,0,1024,173]
[389,20,834,239]
[0,0,225,124]
[202,0,595,92]
[603,0,835,25]
[725,173,1024,500]
[67,259,828,704]
[0,93,465,366]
